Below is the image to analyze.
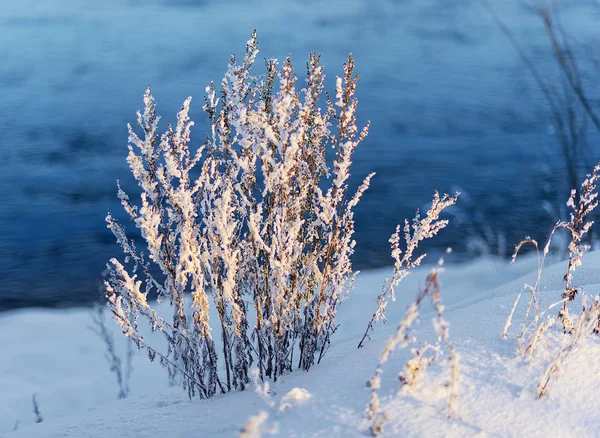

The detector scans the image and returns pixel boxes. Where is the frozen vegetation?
[3,31,600,438]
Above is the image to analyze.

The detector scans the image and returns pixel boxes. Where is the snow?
[5,251,600,437]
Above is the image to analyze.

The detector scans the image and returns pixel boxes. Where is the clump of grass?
[537,294,600,398]
[105,31,373,399]
[506,162,600,397]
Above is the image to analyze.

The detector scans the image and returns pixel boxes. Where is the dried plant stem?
[32,394,42,424]
[358,192,458,349]
[367,260,459,435]
[537,295,600,398]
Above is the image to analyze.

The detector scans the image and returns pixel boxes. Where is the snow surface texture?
[5,252,600,437]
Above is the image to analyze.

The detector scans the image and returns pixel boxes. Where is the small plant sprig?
[366,253,459,436]
[558,163,600,331]
[358,191,459,349]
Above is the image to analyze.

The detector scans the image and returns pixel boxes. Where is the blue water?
[1,0,599,310]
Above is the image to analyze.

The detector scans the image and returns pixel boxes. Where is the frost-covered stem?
[507,228,564,344]
[430,271,459,417]
[367,274,431,420]
[517,285,540,353]
[358,192,458,348]
[558,164,600,328]
[32,394,43,424]
[109,306,210,397]
[367,263,459,426]
[446,343,459,418]
[218,288,233,391]
[89,304,132,399]
[537,295,600,398]
[524,317,556,358]
[503,287,523,339]
[503,239,543,343]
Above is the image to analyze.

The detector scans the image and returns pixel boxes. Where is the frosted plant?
[105,88,225,398]
[503,163,600,397]
[358,191,459,348]
[506,162,600,355]
[367,253,459,436]
[557,164,600,331]
[105,32,372,398]
[203,34,373,380]
[502,237,544,352]
[537,294,600,398]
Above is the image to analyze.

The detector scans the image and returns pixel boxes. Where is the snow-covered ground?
[5,252,600,437]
